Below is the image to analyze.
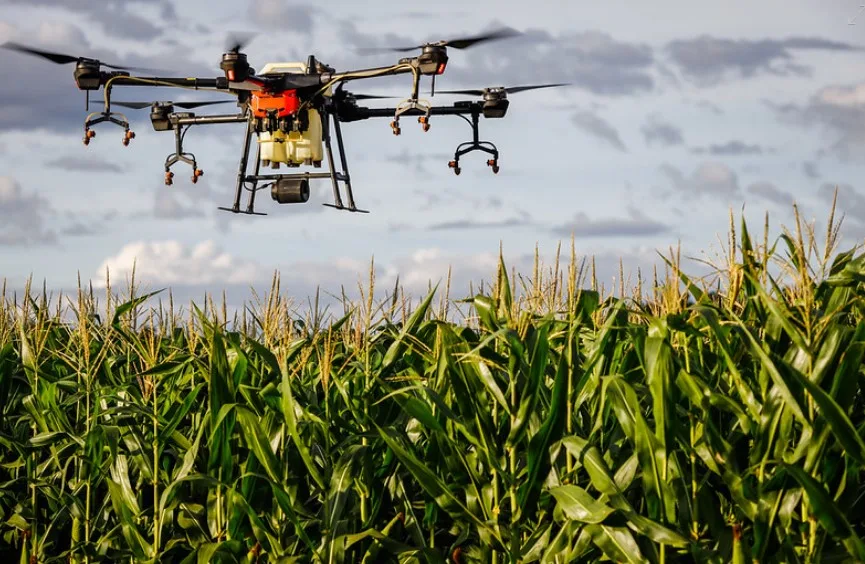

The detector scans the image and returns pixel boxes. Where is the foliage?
[1,203,864,563]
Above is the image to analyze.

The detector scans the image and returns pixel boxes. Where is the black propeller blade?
[332,82,396,101]
[225,32,255,53]
[359,27,520,53]
[436,83,570,96]
[1,41,160,72]
[351,93,396,100]
[96,100,235,110]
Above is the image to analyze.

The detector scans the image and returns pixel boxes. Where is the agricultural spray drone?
[1,30,567,215]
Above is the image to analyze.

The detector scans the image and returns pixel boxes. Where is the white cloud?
[93,240,266,288]
[817,83,865,108]
[0,176,56,246]
[661,161,742,201]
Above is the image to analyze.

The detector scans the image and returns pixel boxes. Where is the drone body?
[1,32,568,215]
[251,61,326,170]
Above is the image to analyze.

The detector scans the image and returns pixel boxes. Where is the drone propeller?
[331,82,396,101]
[1,41,161,72]
[351,93,396,100]
[224,32,255,53]
[358,27,520,53]
[96,100,236,110]
[436,83,570,96]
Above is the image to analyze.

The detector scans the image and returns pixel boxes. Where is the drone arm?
[340,102,482,121]
[172,113,248,126]
[103,76,229,89]
[322,62,417,85]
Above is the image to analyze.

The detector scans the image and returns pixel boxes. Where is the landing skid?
[219,102,367,215]
[323,203,370,213]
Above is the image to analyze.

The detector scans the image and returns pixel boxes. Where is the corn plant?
[0,203,864,563]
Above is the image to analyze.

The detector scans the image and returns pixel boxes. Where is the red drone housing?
[250,90,300,119]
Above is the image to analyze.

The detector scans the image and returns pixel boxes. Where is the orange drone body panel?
[251,90,300,119]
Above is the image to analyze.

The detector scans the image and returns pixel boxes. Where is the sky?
[2,0,865,315]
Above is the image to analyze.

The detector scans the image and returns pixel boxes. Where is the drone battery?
[251,90,300,119]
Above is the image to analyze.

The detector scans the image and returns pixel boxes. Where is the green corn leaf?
[645,317,674,451]
[785,365,865,465]
[382,285,438,371]
[785,464,865,562]
[110,289,164,328]
[728,312,810,427]
[375,425,495,541]
[586,523,646,564]
[280,371,325,490]
[548,485,616,524]
[507,321,550,446]
[517,341,569,520]
[235,405,283,485]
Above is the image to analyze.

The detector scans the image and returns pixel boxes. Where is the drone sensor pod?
[271,178,310,204]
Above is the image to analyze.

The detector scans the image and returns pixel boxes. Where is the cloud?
[747,181,795,206]
[551,207,671,238]
[571,111,626,151]
[248,0,316,33]
[336,23,655,96]
[0,21,223,133]
[641,115,684,147]
[660,161,742,201]
[153,189,208,220]
[46,155,124,173]
[769,82,865,161]
[410,187,506,214]
[803,161,821,179]
[818,183,865,224]
[384,148,453,175]
[3,0,175,40]
[138,173,335,225]
[427,216,532,231]
[93,240,266,288]
[0,177,57,246]
[690,99,725,115]
[61,222,99,236]
[665,35,862,86]
[691,140,768,156]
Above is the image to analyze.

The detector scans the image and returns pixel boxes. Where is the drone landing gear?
[448,108,499,175]
[163,125,204,186]
[82,111,135,147]
[321,109,367,212]
[218,108,367,216]
[218,118,267,215]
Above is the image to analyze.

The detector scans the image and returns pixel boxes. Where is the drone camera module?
[271,178,310,204]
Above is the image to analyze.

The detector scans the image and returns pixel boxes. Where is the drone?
[1,30,568,215]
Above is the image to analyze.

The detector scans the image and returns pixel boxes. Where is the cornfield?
[1,203,864,563]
